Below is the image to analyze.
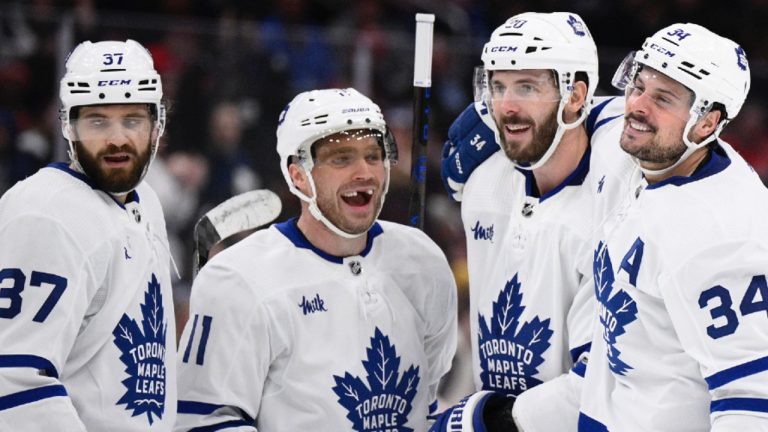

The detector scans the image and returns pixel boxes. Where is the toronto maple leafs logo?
[332,328,420,431]
[594,242,638,376]
[478,274,553,396]
[112,274,167,425]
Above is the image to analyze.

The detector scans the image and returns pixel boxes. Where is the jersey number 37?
[0,268,67,323]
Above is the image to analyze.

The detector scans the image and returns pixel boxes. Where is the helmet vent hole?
[677,67,702,80]
[139,79,149,85]
[662,62,668,68]
[67,82,75,87]
[525,47,537,54]
[699,69,710,76]
[510,60,516,65]
[347,119,353,125]
[99,93,106,99]
[100,68,126,72]
[77,82,89,88]
[365,118,371,123]
[125,92,131,98]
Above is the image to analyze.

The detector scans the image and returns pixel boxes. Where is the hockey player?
[439,23,768,432]
[430,12,625,431]
[0,40,176,430]
[576,22,768,432]
[174,88,457,431]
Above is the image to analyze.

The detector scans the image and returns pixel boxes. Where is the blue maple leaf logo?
[594,242,638,376]
[477,274,553,396]
[332,328,420,431]
[112,273,168,425]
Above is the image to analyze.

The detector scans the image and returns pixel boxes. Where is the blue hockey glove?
[429,391,517,432]
[441,101,500,201]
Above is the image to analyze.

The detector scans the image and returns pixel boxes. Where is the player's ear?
[690,109,722,143]
[288,162,310,195]
[564,80,588,121]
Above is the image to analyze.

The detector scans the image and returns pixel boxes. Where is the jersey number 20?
[698,274,768,339]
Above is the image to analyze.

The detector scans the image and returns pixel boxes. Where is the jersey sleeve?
[0,213,101,431]
[662,243,768,429]
[421,239,458,415]
[175,260,278,431]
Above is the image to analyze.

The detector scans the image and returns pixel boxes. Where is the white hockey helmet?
[612,23,751,175]
[477,12,599,170]
[276,88,397,238]
[59,39,166,193]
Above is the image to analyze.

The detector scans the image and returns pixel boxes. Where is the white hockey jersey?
[175,219,457,432]
[580,140,768,431]
[460,96,626,396]
[0,163,177,431]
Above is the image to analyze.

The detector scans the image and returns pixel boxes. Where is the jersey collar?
[275,217,383,264]
[516,144,592,202]
[47,162,140,208]
[646,143,731,190]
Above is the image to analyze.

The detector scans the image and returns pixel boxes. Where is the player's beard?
[316,180,384,236]
[497,106,558,165]
[620,112,687,165]
[75,140,151,194]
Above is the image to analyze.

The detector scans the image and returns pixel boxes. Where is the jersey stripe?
[711,397,768,414]
[578,412,610,431]
[705,355,768,390]
[570,342,591,364]
[0,354,59,378]
[188,419,253,432]
[0,384,67,411]
[178,400,224,415]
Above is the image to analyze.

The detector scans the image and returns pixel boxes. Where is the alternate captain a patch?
[332,328,420,431]
[112,274,168,424]
[478,274,553,395]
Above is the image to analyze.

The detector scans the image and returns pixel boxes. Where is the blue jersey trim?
[0,384,68,411]
[571,360,587,378]
[516,145,592,202]
[47,162,140,207]
[429,400,438,415]
[182,314,199,364]
[275,218,383,264]
[578,412,609,431]
[705,355,768,390]
[711,397,768,414]
[586,96,621,137]
[570,342,591,364]
[0,354,59,378]
[646,144,731,190]
[188,419,253,432]
[178,400,225,415]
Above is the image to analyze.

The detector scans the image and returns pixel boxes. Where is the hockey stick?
[193,189,282,276]
[407,13,435,231]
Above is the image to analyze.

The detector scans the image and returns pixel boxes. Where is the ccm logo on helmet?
[648,43,675,58]
[490,46,518,53]
[98,79,132,86]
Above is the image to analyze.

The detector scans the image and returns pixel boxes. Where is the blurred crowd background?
[2,0,767,406]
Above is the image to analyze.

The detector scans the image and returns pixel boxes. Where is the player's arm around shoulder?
[175,256,272,432]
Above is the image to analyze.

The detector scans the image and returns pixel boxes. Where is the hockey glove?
[429,391,517,432]
[441,101,500,201]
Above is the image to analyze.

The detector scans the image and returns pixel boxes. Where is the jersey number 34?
[698,274,768,339]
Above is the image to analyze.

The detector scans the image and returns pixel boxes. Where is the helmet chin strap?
[296,160,392,240]
[64,122,162,196]
[514,96,587,171]
[635,113,723,178]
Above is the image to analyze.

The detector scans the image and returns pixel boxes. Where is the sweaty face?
[489,70,561,164]
[620,67,694,169]
[310,130,387,235]
[71,104,155,193]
